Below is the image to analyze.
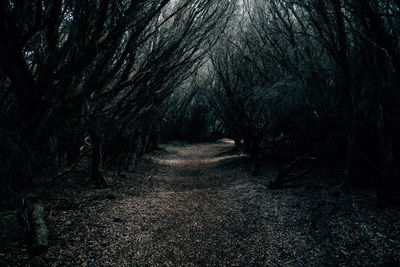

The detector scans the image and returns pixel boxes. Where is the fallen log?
[30,203,48,253]
[19,199,49,254]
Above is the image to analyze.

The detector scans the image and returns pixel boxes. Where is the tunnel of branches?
[1,0,400,208]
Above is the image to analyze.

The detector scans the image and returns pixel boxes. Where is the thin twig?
[51,148,92,183]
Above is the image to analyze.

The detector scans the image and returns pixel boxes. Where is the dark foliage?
[1,2,400,264]
[0,0,235,204]
[197,0,400,206]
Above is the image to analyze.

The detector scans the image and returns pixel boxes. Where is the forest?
[1,0,400,265]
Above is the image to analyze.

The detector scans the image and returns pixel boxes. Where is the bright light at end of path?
[219,138,235,144]
[158,154,244,166]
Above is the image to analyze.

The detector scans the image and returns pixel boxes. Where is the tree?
[0,0,236,199]
[201,0,400,205]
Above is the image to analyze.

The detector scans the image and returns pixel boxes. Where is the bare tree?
[0,0,237,195]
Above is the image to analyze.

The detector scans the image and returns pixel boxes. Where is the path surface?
[15,140,399,266]
[47,140,320,266]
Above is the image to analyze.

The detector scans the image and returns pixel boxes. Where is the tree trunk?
[343,113,358,184]
[90,131,108,188]
[375,104,400,206]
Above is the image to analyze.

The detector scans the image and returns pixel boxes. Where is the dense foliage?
[1,0,399,206]
[0,0,235,203]
[196,0,400,205]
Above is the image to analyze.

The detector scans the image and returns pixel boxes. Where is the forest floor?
[1,139,400,266]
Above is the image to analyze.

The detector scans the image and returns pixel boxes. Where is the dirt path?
[3,140,399,266]
[47,140,320,266]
